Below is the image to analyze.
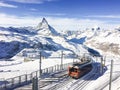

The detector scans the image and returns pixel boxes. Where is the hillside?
[0,19,120,90]
[85,29,120,56]
[0,18,119,60]
[0,18,87,59]
[65,28,120,57]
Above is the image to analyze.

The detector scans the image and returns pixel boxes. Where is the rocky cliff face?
[36,18,59,36]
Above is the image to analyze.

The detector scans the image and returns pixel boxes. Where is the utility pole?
[73,57,74,63]
[32,77,38,90]
[39,52,42,77]
[104,56,106,66]
[72,53,75,63]
[109,60,113,90]
[101,56,104,74]
[61,51,63,70]
[100,57,102,74]
[83,53,86,61]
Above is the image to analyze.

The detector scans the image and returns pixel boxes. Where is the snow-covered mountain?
[0,18,87,59]
[0,19,120,89]
[85,29,120,56]
[36,18,59,36]
[65,28,120,57]
[1,17,119,59]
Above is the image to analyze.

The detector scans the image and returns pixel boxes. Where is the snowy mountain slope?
[49,35,88,56]
[85,29,120,56]
[59,29,120,89]
[0,41,29,59]
[0,19,120,89]
[0,18,88,59]
[66,29,95,40]
[0,27,34,58]
[64,27,120,56]
[0,31,59,59]
[0,24,48,58]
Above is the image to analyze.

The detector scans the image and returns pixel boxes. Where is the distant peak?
[36,18,49,30]
[36,18,59,36]
[42,18,48,25]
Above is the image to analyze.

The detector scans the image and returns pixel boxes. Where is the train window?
[69,68,74,72]
[69,68,78,72]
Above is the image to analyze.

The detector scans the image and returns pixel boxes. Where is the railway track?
[39,59,92,90]
[54,62,100,90]
[39,70,71,90]
[16,70,69,90]
[34,58,96,90]
[12,57,99,90]
[42,60,96,90]
[45,76,72,90]
[56,60,120,90]
[97,72,120,90]
[71,63,101,90]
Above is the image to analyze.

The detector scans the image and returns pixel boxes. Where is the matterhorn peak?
[42,18,48,25]
[36,18,49,30]
[36,18,59,36]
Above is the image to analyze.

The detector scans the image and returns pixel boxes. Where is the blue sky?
[0,0,120,30]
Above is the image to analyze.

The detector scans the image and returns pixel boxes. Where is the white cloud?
[0,13,40,27]
[86,15,120,19]
[46,18,104,30]
[8,0,56,4]
[39,13,66,16]
[29,8,38,11]
[0,13,119,30]
[0,2,17,8]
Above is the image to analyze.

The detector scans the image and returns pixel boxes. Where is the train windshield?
[69,67,78,72]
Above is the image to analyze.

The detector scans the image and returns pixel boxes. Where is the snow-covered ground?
[1,54,120,90]
[84,56,120,90]
[0,18,120,89]
[0,56,77,80]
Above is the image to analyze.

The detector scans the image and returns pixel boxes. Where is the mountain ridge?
[0,18,88,59]
[36,18,59,36]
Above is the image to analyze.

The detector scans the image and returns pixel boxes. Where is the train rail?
[16,57,96,90]
[40,61,120,90]
[39,70,70,89]
[52,62,100,90]
[41,59,94,90]
[97,72,120,90]
[70,63,101,90]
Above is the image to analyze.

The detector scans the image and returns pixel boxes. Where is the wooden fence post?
[31,73,33,81]
[25,74,27,83]
[51,67,53,72]
[46,68,48,73]
[11,78,14,86]
[55,65,56,71]
[19,76,21,85]
[4,80,7,89]
[57,65,59,71]
[36,71,38,78]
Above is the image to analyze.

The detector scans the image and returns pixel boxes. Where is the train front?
[68,65,80,79]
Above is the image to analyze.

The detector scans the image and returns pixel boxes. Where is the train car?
[68,60,92,79]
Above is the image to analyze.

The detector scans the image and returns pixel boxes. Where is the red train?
[68,60,92,79]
